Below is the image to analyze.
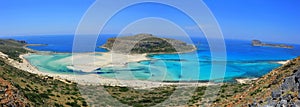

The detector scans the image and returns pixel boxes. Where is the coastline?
[1,50,218,89]
[276,60,290,65]
[100,44,198,55]
[3,45,288,88]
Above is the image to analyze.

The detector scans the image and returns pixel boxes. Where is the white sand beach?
[66,52,149,72]
[277,60,290,65]
[1,52,216,89]
[236,78,258,84]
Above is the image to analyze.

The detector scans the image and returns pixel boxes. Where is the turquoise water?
[3,35,300,82]
[25,54,73,74]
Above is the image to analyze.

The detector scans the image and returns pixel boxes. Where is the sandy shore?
[66,52,149,72]
[1,52,217,89]
[277,60,290,65]
[235,78,258,84]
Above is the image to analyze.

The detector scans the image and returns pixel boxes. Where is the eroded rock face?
[281,76,297,91]
[251,68,300,106]
[271,89,281,99]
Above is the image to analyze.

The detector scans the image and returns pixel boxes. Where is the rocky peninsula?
[252,40,294,49]
[101,34,196,54]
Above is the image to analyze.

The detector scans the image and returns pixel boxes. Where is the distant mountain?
[101,34,196,54]
[252,40,294,49]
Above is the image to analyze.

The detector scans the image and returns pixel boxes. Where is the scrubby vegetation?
[102,34,196,54]
[0,39,30,62]
[0,57,87,106]
[78,85,177,107]
[79,83,251,107]
[0,39,86,106]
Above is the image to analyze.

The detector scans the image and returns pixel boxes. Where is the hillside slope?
[214,57,300,106]
[0,39,87,106]
[0,39,29,62]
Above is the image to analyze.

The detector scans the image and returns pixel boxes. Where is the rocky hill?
[213,56,300,106]
[0,39,30,62]
[101,34,196,54]
[252,40,294,49]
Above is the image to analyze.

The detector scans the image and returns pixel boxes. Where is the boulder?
[281,76,297,91]
[271,89,282,99]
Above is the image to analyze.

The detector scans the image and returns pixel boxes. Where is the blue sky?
[0,0,299,44]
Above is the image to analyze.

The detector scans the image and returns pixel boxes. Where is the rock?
[281,94,292,102]
[271,89,282,99]
[248,101,258,107]
[294,70,300,80]
[281,76,296,91]
[295,100,300,107]
[266,98,277,106]
[289,102,296,107]
[279,100,288,107]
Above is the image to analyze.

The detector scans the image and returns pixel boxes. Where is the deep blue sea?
[1,35,300,82]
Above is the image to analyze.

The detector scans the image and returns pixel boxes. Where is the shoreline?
[5,51,219,89]
[3,46,287,88]
[100,45,198,55]
[16,51,285,88]
[276,60,290,65]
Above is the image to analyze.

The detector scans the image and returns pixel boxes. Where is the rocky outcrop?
[261,69,300,106]
[101,34,196,54]
[245,58,300,106]
[213,57,300,106]
[252,40,294,49]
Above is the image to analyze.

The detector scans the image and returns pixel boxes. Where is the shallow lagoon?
[8,35,300,82]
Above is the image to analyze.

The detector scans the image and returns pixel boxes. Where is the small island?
[101,34,196,54]
[252,40,294,49]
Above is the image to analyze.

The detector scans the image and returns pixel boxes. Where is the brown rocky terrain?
[0,78,30,106]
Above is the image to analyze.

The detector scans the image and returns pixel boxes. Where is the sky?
[0,0,299,44]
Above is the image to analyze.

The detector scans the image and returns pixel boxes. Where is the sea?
[1,35,300,82]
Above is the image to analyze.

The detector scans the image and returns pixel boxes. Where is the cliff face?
[101,34,196,54]
[252,40,294,49]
